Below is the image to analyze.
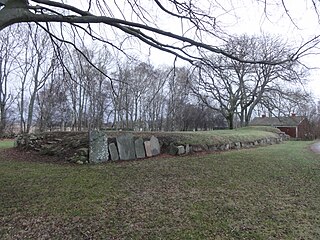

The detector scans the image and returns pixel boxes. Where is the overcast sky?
[148,0,320,99]
[68,0,320,99]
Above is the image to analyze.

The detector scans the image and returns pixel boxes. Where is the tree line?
[0,25,317,135]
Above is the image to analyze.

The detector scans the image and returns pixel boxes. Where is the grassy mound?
[105,126,281,146]
[14,127,283,162]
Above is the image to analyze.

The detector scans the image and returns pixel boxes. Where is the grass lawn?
[0,140,14,149]
[1,140,320,239]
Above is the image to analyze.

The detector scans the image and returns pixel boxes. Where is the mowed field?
[1,140,320,239]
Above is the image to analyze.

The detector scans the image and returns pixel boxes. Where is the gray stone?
[168,145,178,155]
[150,136,160,156]
[185,144,190,154]
[241,142,247,148]
[116,133,136,160]
[144,141,152,157]
[192,145,203,152]
[109,143,119,161]
[89,130,109,163]
[177,145,185,155]
[135,138,146,159]
[209,145,218,151]
[219,145,226,151]
[202,144,209,151]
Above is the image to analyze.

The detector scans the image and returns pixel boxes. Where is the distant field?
[1,140,320,239]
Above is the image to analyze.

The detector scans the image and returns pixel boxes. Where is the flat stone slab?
[135,138,146,159]
[89,130,108,163]
[150,136,160,156]
[116,133,136,160]
[109,142,119,161]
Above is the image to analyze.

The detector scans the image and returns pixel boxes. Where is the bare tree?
[258,89,312,118]
[0,26,20,135]
[190,35,307,129]
[0,0,315,67]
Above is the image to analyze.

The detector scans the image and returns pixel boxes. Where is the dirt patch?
[0,148,72,165]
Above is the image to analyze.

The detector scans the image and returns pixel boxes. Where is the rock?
[109,143,119,161]
[209,145,218,151]
[135,138,146,159]
[69,153,88,164]
[168,145,178,155]
[218,145,226,151]
[185,144,190,154]
[77,148,88,156]
[192,145,203,152]
[116,133,136,160]
[144,141,152,157]
[150,136,160,156]
[235,142,241,149]
[89,130,109,163]
[177,145,185,155]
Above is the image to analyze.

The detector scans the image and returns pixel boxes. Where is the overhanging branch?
[0,1,317,66]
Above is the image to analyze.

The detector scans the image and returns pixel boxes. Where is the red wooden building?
[250,114,311,139]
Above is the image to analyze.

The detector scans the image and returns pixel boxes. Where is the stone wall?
[15,131,287,164]
[89,132,161,163]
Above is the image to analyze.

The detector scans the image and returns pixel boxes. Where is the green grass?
[115,126,281,145]
[1,141,320,239]
[0,140,14,149]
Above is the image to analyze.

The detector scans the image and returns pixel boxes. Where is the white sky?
[64,0,320,100]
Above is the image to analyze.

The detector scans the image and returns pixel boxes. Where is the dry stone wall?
[14,131,287,164]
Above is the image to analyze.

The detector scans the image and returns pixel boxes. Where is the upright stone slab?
[144,141,152,157]
[135,138,146,159]
[116,133,136,160]
[109,142,119,161]
[150,136,160,156]
[177,145,185,155]
[185,144,190,154]
[89,130,108,163]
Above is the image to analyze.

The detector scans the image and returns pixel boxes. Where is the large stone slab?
[109,142,119,161]
[177,145,185,155]
[185,144,191,154]
[116,133,136,160]
[144,141,152,157]
[89,130,108,163]
[150,136,160,156]
[135,138,146,159]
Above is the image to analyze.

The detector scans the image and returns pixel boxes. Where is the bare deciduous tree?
[0,26,19,135]
[0,0,316,67]
[190,35,307,129]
